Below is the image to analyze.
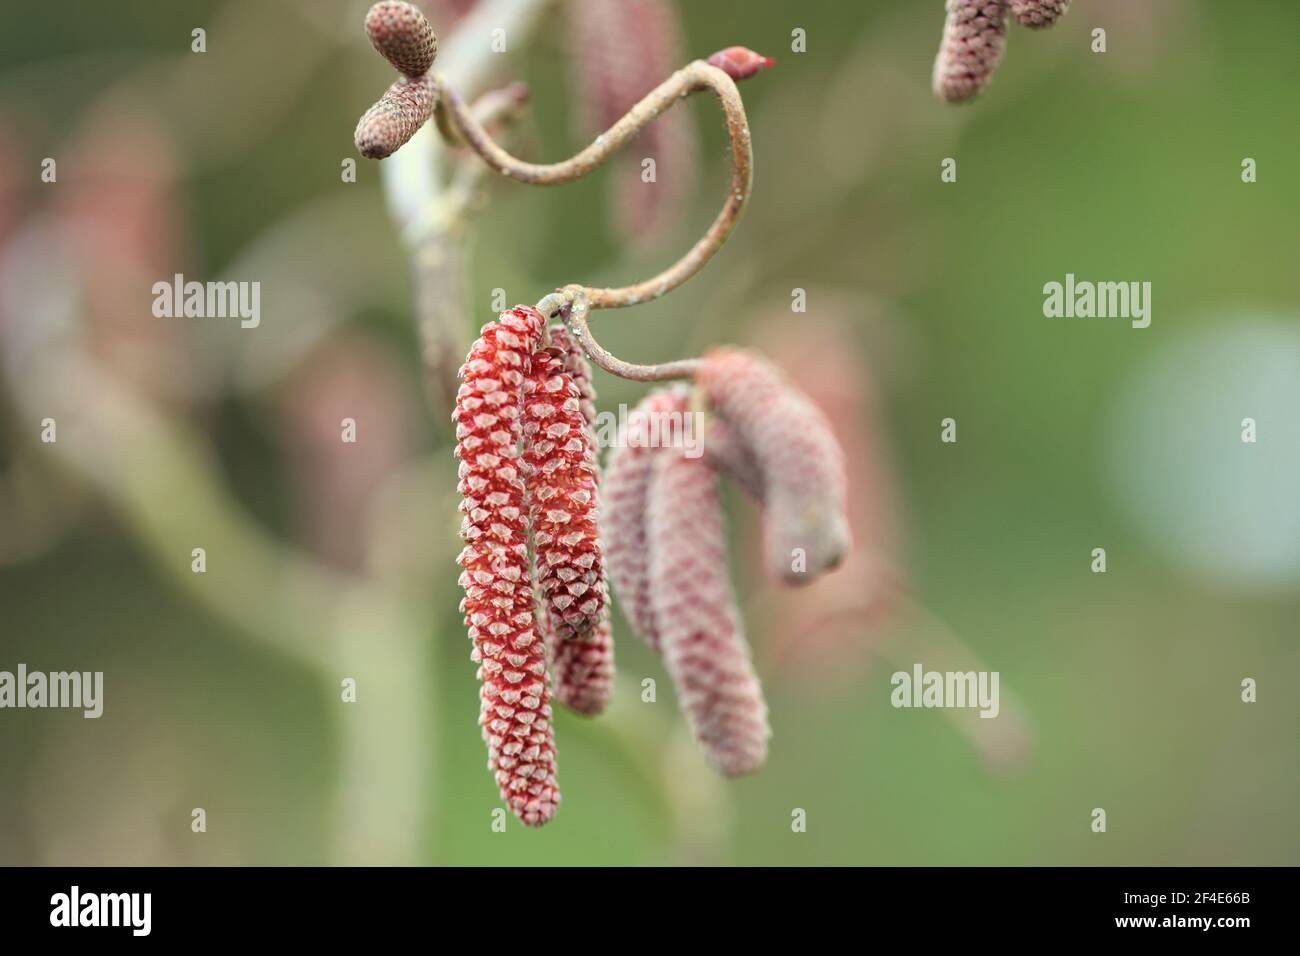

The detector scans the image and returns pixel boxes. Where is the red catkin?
[523,348,606,641]
[932,0,1009,103]
[697,348,850,585]
[355,73,438,160]
[1009,0,1070,29]
[365,1,438,78]
[454,305,560,827]
[604,387,691,650]
[548,325,598,429]
[541,326,613,715]
[647,450,770,776]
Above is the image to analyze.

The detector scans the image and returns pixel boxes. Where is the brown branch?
[538,287,702,382]
[435,59,754,311]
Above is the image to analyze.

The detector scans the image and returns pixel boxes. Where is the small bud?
[355,73,438,160]
[707,46,775,81]
[365,1,438,78]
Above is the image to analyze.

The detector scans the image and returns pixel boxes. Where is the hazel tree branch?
[434,57,757,311]
[537,286,701,382]
[355,4,772,384]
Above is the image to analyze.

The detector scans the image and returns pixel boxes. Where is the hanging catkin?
[454,306,559,826]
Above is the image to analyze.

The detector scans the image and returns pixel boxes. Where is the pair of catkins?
[454,307,850,825]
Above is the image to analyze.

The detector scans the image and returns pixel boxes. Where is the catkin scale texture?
[932,0,1009,103]
[365,1,438,77]
[647,452,770,776]
[529,328,614,715]
[1009,0,1069,29]
[547,616,614,716]
[454,306,559,826]
[355,73,438,160]
[523,348,606,641]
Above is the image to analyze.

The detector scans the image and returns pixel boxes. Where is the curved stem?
[437,60,753,310]
[539,287,701,382]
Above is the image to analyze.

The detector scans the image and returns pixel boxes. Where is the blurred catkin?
[279,335,416,572]
[647,452,770,776]
[454,306,560,827]
[697,349,850,585]
[604,387,690,650]
[753,310,903,684]
[58,107,191,405]
[429,0,478,29]
[932,0,1009,103]
[566,0,697,248]
[548,616,615,716]
[701,415,765,502]
[1009,0,1069,29]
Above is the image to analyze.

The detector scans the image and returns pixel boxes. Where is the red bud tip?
[707,47,774,81]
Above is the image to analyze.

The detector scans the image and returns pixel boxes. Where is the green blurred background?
[0,0,1296,865]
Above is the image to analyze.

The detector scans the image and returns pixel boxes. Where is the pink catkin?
[430,0,478,30]
[538,326,614,715]
[365,1,438,78]
[55,108,189,405]
[702,414,765,502]
[566,0,697,247]
[454,305,559,827]
[523,347,606,641]
[603,387,691,650]
[647,451,770,776]
[932,0,1009,103]
[279,335,415,573]
[1009,0,1069,29]
[753,311,903,684]
[697,349,850,585]
[355,73,438,159]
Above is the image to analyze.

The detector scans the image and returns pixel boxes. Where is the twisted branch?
[537,286,702,382]
[356,0,771,383]
[434,59,753,312]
